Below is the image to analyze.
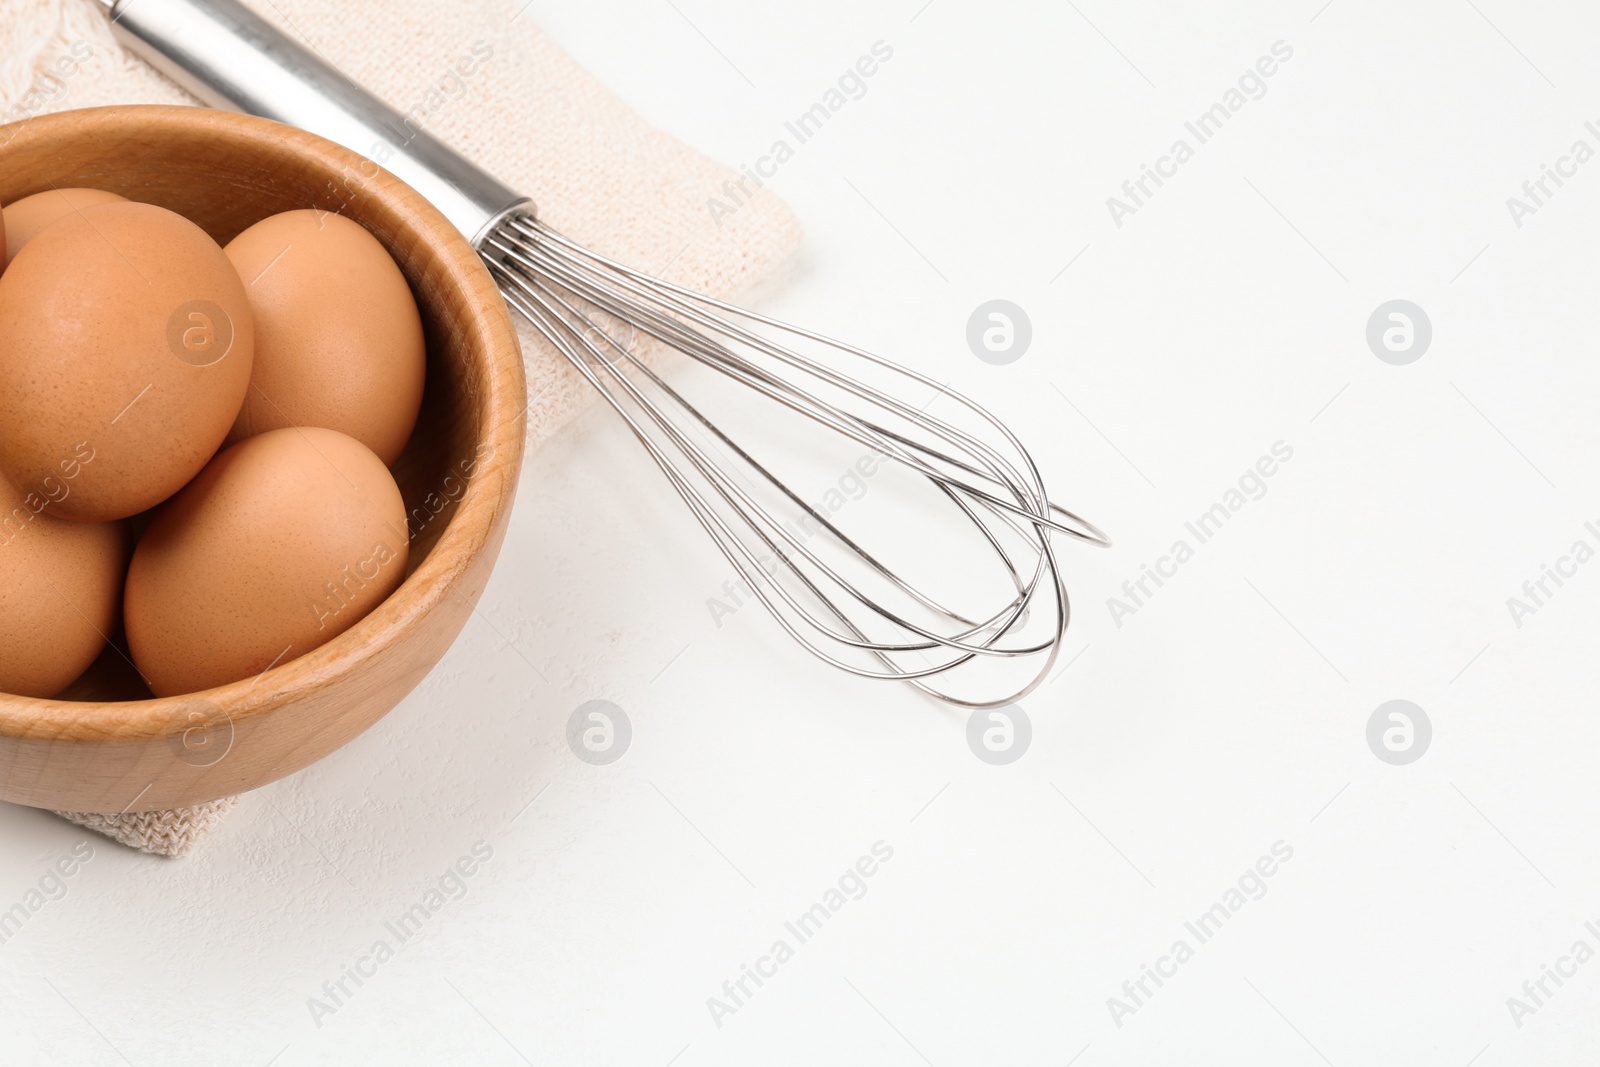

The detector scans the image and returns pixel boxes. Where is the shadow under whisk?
[484,215,1109,709]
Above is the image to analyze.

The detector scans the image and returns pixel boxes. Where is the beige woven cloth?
[1,0,801,856]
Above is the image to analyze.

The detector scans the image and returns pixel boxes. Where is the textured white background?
[4,0,1600,1063]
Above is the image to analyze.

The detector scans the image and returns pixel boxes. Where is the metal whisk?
[102,0,1109,707]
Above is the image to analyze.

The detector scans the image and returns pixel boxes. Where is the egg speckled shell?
[125,427,409,697]
[0,201,254,521]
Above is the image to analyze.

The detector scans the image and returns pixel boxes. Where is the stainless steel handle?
[98,0,531,245]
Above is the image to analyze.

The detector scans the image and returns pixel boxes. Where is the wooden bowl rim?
[0,104,526,744]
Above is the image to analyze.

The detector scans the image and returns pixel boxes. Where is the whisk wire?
[496,259,1035,661]
[513,221,1068,531]
[484,213,1106,707]
[490,236,1050,651]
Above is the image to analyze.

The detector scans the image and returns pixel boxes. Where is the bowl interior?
[0,108,499,703]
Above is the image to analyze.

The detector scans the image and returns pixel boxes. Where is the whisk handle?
[97,0,532,245]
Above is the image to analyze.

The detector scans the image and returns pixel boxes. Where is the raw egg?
[125,427,409,696]
[0,472,128,698]
[2,187,126,268]
[0,201,254,521]
[224,210,425,465]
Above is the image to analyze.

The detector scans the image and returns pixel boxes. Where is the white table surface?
[5,0,1600,1063]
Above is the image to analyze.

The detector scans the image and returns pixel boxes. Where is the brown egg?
[125,427,409,696]
[0,472,128,698]
[2,187,126,268]
[0,201,254,522]
[224,210,425,465]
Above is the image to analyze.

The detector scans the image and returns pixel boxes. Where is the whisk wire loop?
[481,214,1107,708]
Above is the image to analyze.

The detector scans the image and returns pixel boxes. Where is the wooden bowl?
[0,106,525,813]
